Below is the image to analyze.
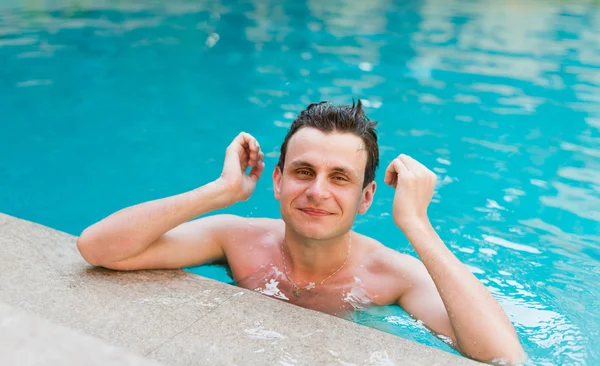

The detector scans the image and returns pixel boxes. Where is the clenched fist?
[218,132,265,203]
[384,154,437,229]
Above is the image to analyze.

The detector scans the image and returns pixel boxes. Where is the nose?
[306,175,331,201]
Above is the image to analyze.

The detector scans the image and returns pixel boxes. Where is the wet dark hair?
[277,100,379,188]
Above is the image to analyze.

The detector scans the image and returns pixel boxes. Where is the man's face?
[273,127,376,240]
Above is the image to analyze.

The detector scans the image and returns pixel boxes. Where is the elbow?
[495,331,527,365]
[502,346,527,366]
[470,342,526,365]
[489,349,527,366]
[76,228,104,267]
[76,228,133,271]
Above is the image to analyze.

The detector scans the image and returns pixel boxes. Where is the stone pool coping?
[0,212,482,365]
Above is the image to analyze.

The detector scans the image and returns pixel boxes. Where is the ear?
[358,181,376,215]
[273,165,282,200]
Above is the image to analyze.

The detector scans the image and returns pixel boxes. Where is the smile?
[298,208,332,217]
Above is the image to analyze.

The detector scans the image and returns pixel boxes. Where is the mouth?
[298,208,333,217]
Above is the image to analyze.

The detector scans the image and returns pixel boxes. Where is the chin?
[295,228,333,241]
[289,218,345,241]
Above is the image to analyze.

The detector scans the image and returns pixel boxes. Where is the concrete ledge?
[0,213,481,365]
[0,301,161,366]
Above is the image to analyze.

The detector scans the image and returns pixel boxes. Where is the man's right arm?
[77,181,238,270]
[76,132,265,271]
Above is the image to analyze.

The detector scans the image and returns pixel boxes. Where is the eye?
[297,169,312,176]
[333,175,348,181]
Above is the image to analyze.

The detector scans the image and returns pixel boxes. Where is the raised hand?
[219,132,265,202]
[383,154,437,229]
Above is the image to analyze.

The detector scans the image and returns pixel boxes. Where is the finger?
[240,150,249,171]
[399,154,425,173]
[240,132,256,149]
[386,160,410,189]
[242,143,254,167]
[245,133,254,149]
[242,133,260,165]
[392,159,410,188]
[249,160,265,182]
[252,139,261,163]
[233,131,252,148]
[384,161,396,186]
[241,134,257,165]
[227,132,248,158]
[384,158,409,186]
[250,141,259,165]
[399,154,436,182]
[229,132,262,170]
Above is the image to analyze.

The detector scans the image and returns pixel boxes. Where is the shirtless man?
[77,101,525,364]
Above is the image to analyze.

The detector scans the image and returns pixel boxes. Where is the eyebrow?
[288,160,357,177]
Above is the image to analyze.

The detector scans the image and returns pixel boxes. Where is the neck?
[282,227,352,284]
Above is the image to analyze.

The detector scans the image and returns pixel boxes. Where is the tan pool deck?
[0,212,482,365]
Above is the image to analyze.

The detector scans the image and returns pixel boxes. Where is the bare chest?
[223,237,404,316]
[232,263,388,317]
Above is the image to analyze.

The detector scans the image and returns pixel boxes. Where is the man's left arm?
[385,154,525,364]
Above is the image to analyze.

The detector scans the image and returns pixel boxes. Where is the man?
[77,101,525,364]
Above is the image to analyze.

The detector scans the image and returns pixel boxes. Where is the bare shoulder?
[191,214,281,232]
[350,233,428,304]
[357,234,423,274]
[196,214,283,249]
[217,215,282,234]
[357,234,431,294]
[212,215,283,278]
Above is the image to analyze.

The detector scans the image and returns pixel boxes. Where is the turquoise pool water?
[2,0,599,364]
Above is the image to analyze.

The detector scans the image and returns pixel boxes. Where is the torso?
[221,217,415,318]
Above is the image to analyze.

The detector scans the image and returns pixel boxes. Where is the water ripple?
[1,0,599,364]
